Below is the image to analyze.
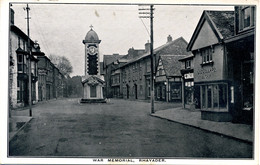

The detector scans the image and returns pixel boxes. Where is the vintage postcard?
[1,0,258,164]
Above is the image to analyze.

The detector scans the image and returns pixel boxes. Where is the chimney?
[145,40,151,53]
[167,35,172,43]
[10,8,14,25]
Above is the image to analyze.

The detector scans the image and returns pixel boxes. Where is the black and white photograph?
[0,0,258,164]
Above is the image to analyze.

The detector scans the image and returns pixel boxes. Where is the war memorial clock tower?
[81,26,106,103]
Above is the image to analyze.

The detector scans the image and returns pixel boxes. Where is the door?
[90,85,97,98]
[134,84,138,99]
[126,85,129,99]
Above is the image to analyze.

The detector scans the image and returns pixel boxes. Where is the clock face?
[88,46,97,55]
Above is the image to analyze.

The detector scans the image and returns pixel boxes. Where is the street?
[9,98,252,158]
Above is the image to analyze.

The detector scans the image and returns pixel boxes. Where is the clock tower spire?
[81,26,106,103]
[82,25,101,76]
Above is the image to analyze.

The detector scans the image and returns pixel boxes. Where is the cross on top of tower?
[90,25,93,30]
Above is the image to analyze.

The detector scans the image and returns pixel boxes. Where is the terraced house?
[9,8,42,108]
[104,35,191,101]
[9,8,68,109]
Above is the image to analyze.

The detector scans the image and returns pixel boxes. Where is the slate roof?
[187,10,234,51]
[205,11,234,39]
[103,54,125,66]
[121,37,191,68]
[178,54,194,61]
[160,55,186,77]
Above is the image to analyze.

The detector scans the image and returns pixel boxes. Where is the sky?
[11,3,234,76]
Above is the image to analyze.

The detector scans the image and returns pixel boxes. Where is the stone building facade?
[9,9,41,108]
[106,36,191,101]
[37,56,67,101]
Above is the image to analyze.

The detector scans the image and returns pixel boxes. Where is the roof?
[178,54,194,61]
[160,55,186,77]
[103,54,125,66]
[85,28,99,40]
[121,37,191,68]
[83,27,101,44]
[10,25,35,48]
[187,10,234,51]
[206,11,234,39]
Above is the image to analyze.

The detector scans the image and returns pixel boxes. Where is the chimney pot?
[167,35,172,43]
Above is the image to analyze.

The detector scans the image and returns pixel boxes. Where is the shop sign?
[184,73,194,79]
[196,67,217,80]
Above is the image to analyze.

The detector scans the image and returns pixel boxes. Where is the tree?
[49,54,73,77]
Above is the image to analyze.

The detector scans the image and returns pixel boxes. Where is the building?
[225,6,255,123]
[187,10,235,121]
[155,55,186,102]
[187,7,255,123]
[179,55,195,109]
[37,56,67,101]
[109,35,191,100]
[9,8,43,109]
[103,54,125,98]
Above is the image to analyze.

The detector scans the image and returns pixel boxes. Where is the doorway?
[90,85,97,98]
[134,84,138,99]
[126,85,129,99]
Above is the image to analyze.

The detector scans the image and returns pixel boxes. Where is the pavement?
[151,107,253,143]
[9,101,253,144]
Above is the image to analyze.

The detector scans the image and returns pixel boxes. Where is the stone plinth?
[80,75,106,103]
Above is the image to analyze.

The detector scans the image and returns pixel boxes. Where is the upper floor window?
[185,60,191,69]
[239,6,255,31]
[201,48,212,65]
[17,54,27,73]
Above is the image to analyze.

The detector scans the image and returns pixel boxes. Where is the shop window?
[219,84,227,108]
[157,86,160,99]
[207,86,212,108]
[162,85,166,99]
[200,84,228,110]
[171,85,181,100]
[201,86,206,109]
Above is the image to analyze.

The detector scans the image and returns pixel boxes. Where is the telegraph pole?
[24,4,32,116]
[139,5,155,113]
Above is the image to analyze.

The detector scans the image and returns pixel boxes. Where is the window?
[242,7,251,28]
[17,54,23,73]
[201,48,212,64]
[159,69,163,75]
[240,6,256,31]
[17,80,24,102]
[146,60,151,72]
[186,60,191,69]
[200,83,228,110]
